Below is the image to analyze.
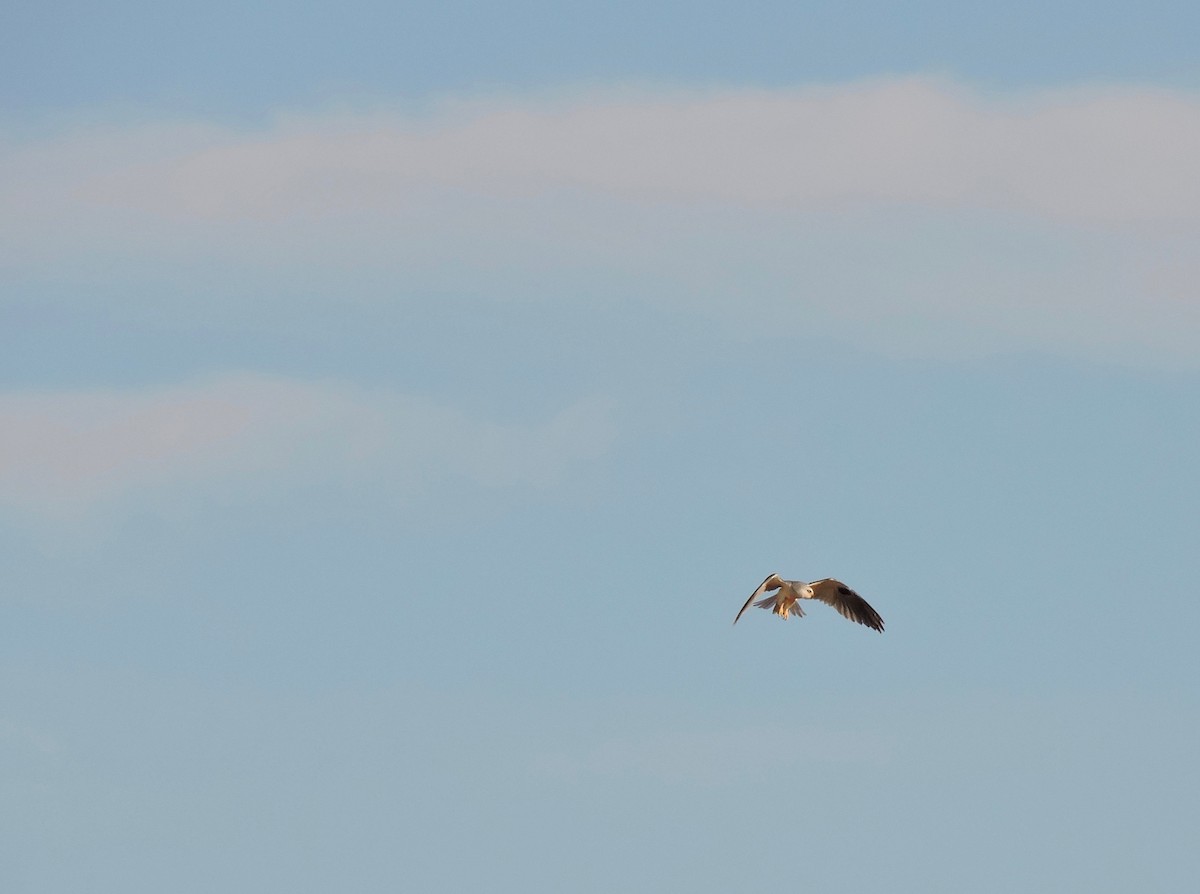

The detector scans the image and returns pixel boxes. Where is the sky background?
[3,2,1200,892]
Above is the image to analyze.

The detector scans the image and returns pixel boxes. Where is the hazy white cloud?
[3,78,1200,365]
[12,78,1194,225]
[0,374,616,518]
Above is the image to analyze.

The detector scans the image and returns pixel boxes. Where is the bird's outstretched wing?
[733,573,783,625]
[809,579,885,632]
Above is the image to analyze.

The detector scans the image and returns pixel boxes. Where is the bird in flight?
[733,573,884,632]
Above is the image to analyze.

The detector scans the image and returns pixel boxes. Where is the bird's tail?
[755,597,804,618]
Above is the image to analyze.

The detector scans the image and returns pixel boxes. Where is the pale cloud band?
[17,77,1199,224]
[0,375,617,518]
[3,77,1200,365]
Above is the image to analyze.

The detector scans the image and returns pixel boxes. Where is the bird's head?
[801,585,815,598]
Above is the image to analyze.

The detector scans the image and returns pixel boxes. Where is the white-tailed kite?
[733,573,884,632]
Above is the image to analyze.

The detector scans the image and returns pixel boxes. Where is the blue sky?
[3,2,1200,892]
[4,0,1200,117]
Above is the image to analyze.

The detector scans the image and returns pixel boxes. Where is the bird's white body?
[755,578,815,619]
